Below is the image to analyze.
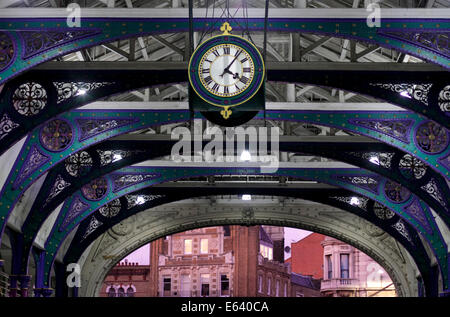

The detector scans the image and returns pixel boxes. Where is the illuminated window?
[117,287,125,297]
[267,277,271,295]
[284,282,287,297]
[200,239,208,254]
[268,248,273,261]
[326,255,332,279]
[184,239,192,254]
[340,254,350,279]
[260,244,273,260]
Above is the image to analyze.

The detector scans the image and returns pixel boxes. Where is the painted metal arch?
[38,165,448,291]
[61,186,435,296]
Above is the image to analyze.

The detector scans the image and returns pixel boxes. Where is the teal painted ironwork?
[0,17,448,85]
[39,166,448,290]
[1,109,448,249]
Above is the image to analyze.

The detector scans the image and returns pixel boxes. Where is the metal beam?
[110,133,379,143]
[34,61,444,72]
[1,8,448,19]
[79,101,406,111]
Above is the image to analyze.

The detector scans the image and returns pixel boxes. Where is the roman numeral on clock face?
[239,76,249,84]
[243,67,251,73]
[202,68,210,74]
[234,49,242,57]
[204,76,213,85]
[212,49,220,57]
[223,86,229,94]
[223,46,230,55]
[240,57,248,63]
[212,83,219,93]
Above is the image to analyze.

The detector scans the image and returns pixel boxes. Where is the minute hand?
[221,50,242,76]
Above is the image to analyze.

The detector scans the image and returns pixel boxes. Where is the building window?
[180,275,191,297]
[163,277,171,296]
[340,253,350,279]
[284,282,287,297]
[200,239,208,254]
[201,274,210,297]
[267,277,271,296]
[260,244,273,260]
[276,280,280,297]
[221,274,230,296]
[326,255,332,279]
[117,287,125,297]
[108,287,116,297]
[127,287,135,297]
[258,275,263,293]
[223,225,230,237]
[184,239,192,254]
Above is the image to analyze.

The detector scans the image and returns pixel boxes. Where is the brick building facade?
[100,225,291,297]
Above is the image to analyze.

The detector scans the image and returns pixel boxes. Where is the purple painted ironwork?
[111,173,159,193]
[392,219,412,242]
[44,174,71,205]
[347,118,414,143]
[82,216,103,240]
[99,199,121,218]
[125,194,164,209]
[13,144,50,189]
[403,198,433,235]
[76,118,137,142]
[97,149,146,166]
[420,178,447,208]
[414,120,449,154]
[53,81,114,104]
[334,175,381,194]
[438,153,450,172]
[60,195,89,231]
[384,180,411,203]
[398,154,427,180]
[12,82,47,116]
[19,29,100,60]
[64,151,93,177]
[0,113,19,141]
[438,85,450,114]
[81,177,108,201]
[378,30,449,58]
[0,32,14,71]
[373,201,395,220]
[370,82,432,106]
[39,118,73,152]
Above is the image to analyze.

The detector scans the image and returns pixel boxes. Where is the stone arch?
[78,200,419,297]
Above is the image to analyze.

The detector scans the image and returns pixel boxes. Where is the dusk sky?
[121,227,313,265]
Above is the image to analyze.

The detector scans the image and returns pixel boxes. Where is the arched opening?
[77,197,419,297]
[97,225,397,298]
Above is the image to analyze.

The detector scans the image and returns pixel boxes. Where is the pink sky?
[121,227,312,265]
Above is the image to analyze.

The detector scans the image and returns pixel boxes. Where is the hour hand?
[220,68,234,77]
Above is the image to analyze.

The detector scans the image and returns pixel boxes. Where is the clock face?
[189,34,264,108]
[199,44,255,98]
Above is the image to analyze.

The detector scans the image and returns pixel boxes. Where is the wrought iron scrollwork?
[64,151,93,177]
[414,121,448,154]
[12,82,48,116]
[0,113,19,141]
[99,199,121,218]
[0,32,14,71]
[81,177,108,201]
[39,119,73,152]
[398,154,427,180]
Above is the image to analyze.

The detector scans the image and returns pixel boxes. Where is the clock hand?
[220,50,242,76]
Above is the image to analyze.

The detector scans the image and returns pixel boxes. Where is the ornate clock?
[188,22,265,124]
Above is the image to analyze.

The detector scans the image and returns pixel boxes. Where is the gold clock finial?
[220,22,232,35]
[220,106,232,119]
